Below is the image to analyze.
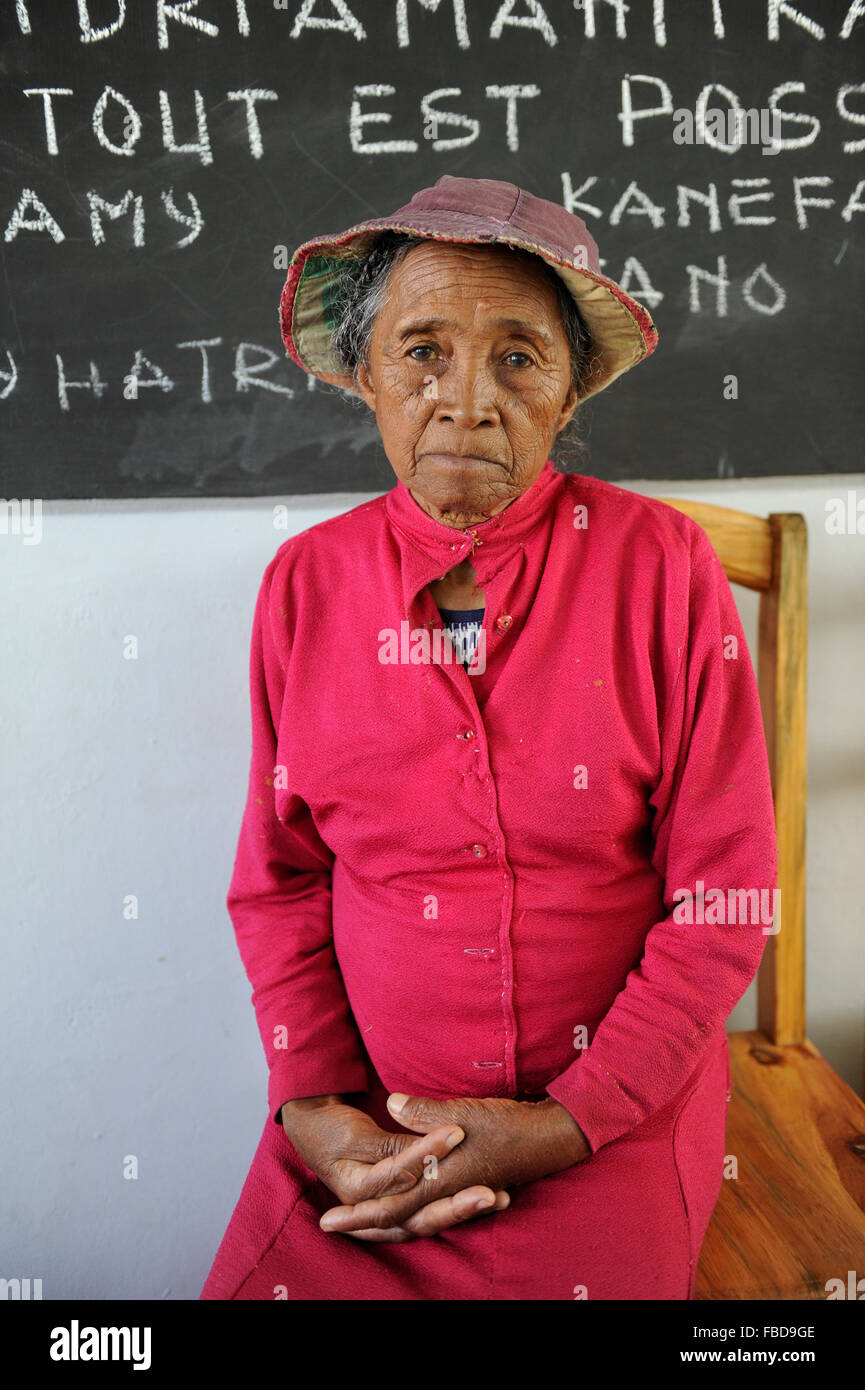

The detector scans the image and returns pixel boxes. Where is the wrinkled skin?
[282,1092,590,1243]
[357,240,578,528]
[281,243,589,1241]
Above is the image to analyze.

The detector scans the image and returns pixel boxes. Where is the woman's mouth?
[424,453,497,468]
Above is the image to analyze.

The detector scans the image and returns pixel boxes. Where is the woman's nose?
[432,358,500,428]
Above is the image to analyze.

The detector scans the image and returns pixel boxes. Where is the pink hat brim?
[279,213,658,403]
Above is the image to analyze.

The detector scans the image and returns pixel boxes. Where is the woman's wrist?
[280,1093,344,1126]
[536,1096,592,1166]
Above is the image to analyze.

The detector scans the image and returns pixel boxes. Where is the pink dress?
[201,460,777,1301]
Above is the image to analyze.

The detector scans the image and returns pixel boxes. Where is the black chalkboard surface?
[1,0,863,498]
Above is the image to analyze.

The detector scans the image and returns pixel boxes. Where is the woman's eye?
[406,346,534,368]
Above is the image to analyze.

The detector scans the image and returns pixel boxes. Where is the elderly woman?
[201,176,777,1301]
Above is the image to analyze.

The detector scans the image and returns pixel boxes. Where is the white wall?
[2,472,863,1300]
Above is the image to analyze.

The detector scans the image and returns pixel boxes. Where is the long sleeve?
[545,520,778,1153]
[226,551,369,1124]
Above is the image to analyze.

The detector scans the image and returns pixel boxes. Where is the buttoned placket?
[387,468,563,1097]
[404,571,518,1093]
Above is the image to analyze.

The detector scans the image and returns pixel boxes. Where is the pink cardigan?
[202,459,777,1300]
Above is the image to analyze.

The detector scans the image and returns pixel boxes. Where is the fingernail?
[445,1128,464,1150]
[387,1093,408,1114]
[476,1196,495,1210]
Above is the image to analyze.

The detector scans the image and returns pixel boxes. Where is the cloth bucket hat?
[279,174,658,403]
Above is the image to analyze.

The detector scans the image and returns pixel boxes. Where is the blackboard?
[1,0,863,498]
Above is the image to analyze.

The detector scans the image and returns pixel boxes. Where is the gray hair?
[329,230,596,468]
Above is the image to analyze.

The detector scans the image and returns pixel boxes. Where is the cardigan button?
[495,613,513,634]
[470,843,488,858]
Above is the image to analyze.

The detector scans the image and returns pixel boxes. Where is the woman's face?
[355,242,579,528]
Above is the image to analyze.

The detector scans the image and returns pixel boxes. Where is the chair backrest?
[655,498,808,1045]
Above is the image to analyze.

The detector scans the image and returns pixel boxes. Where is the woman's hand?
[280,1094,511,1240]
[316,1093,591,1242]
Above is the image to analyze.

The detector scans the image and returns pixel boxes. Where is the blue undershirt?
[436,606,485,670]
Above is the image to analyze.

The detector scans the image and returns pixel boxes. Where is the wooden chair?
[652,497,865,1299]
